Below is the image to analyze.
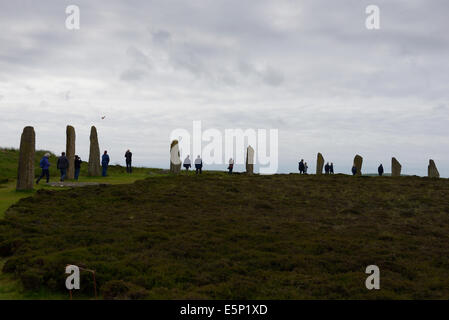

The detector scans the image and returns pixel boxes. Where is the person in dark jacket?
[325,162,330,174]
[102,151,110,177]
[36,153,51,184]
[57,152,69,182]
[378,164,384,176]
[125,150,132,173]
[74,155,82,180]
[330,163,334,174]
[351,165,357,176]
[298,159,305,174]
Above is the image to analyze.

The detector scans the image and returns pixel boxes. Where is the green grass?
[1,173,449,299]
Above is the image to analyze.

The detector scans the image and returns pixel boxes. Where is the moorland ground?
[1,148,449,299]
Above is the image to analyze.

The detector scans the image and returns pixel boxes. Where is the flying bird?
[101,116,106,120]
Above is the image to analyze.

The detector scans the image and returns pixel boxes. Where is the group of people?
[35,149,133,184]
[298,159,334,174]
[182,156,235,174]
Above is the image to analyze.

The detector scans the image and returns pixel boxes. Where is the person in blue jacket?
[36,153,51,184]
[102,150,110,177]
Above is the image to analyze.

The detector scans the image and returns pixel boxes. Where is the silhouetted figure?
[351,165,357,176]
[325,162,330,174]
[195,155,203,174]
[57,152,69,182]
[183,155,191,171]
[36,153,51,184]
[330,163,334,174]
[378,164,384,176]
[228,158,234,174]
[102,151,110,177]
[74,155,82,180]
[125,150,132,173]
[298,159,305,174]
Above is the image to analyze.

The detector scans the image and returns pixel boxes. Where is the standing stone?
[428,159,440,178]
[66,125,76,179]
[246,145,255,174]
[353,155,363,176]
[16,126,35,191]
[88,126,101,176]
[316,153,324,175]
[170,140,182,174]
[391,157,402,177]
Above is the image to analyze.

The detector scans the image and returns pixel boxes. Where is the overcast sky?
[0,0,448,176]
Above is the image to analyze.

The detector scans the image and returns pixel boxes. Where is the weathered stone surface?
[16,126,35,191]
[391,157,402,177]
[66,125,76,179]
[353,155,363,176]
[170,140,182,174]
[428,159,440,178]
[246,145,255,174]
[88,126,101,176]
[316,153,324,175]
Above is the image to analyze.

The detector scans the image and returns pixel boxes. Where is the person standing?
[125,150,132,173]
[228,158,234,174]
[351,165,357,176]
[298,159,305,174]
[183,155,192,171]
[102,151,110,177]
[330,163,334,174]
[378,164,384,176]
[57,152,69,182]
[304,162,308,174]
[194,155,203,174]
[36,153,51,184]
[74,155,82,180]
[325,162,330,174]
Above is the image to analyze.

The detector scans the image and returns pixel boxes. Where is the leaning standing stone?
[353,155,363,176]
[391,157,401,177]
[246,145,255,174]
[66,125,76,179]
[316,153,324,175]
[428,159,440,178]
[170,140,182,174]
[16,126,35,191]
[88,126,101,176]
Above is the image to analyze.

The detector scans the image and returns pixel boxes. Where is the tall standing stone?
[16,126,35,191]
[353,155,363,176]
[170,140,181,174]
[246,145,255,174]
[316,153,324,175]
[428,159,440,178]
[88,126,101,176]
[391,157,402,177]
[66,125,76,179]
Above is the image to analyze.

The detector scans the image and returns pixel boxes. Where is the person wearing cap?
[36,153,51,184]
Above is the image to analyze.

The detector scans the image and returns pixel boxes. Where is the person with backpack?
[102,151,110,177]
[36,153,51,184]
[183,155,192,171]
[57,152,69,182]
[74,155,82,180]
[125,150,132,173]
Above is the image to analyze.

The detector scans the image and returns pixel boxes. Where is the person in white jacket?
[183,155,192,171]
[228,158,234,174]
[194,155,203,174]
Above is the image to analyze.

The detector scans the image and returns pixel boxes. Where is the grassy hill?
[1,173,449,299]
